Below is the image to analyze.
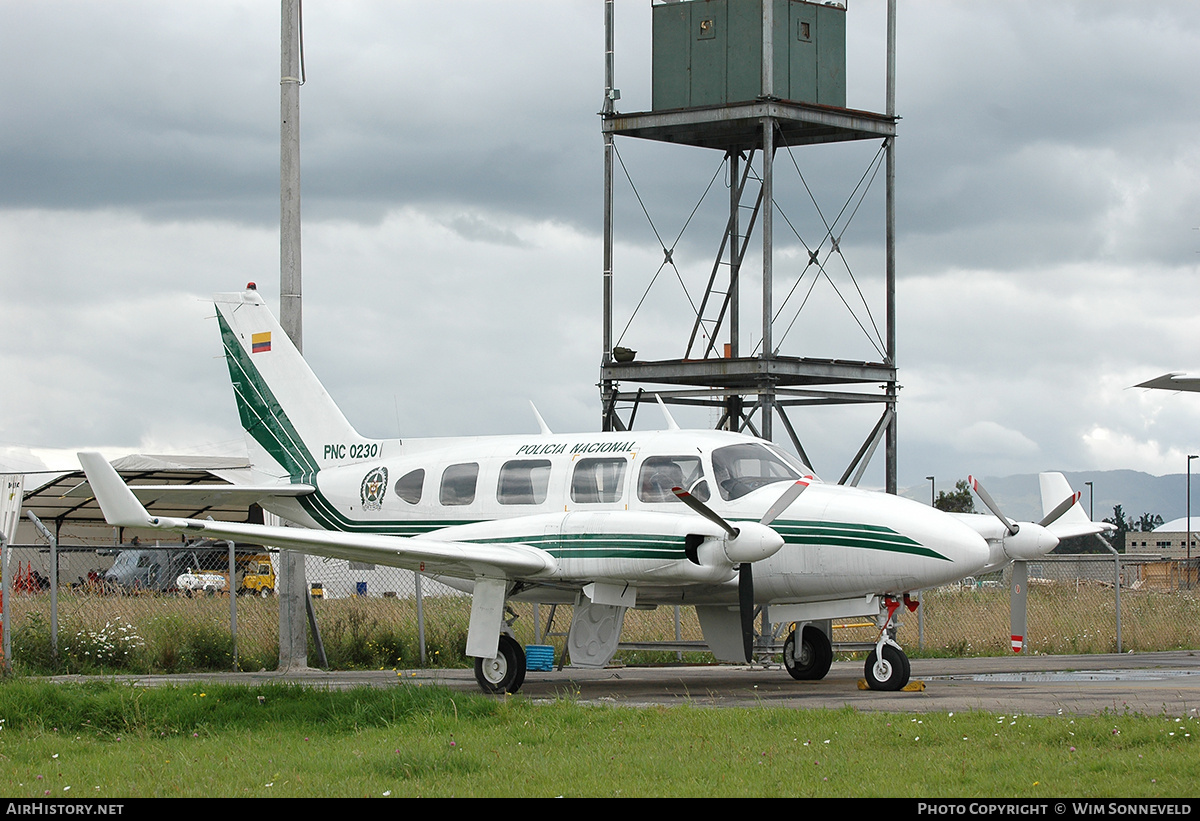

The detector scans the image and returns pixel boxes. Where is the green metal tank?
[652,0,846,111]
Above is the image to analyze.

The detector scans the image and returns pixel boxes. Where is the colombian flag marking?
[252,332,272,353]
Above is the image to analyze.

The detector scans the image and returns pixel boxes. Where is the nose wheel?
[864,643,910,691]
[861,595,914,691]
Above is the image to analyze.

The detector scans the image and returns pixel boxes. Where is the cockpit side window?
[637,455,708,503]
[712,443,803,501]
[571,458,627,503]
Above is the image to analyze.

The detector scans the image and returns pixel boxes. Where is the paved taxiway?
[50,650,1200,716]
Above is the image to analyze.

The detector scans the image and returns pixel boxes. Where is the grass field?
[0,680,1197,798]
[4,586,1199,798]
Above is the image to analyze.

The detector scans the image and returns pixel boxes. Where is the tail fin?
[1038,472,1115,540]
[216,287,363,481]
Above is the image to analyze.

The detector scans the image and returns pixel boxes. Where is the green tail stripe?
[218,309,318,480]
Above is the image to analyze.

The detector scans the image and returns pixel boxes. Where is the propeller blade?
[739,563,755,663]
[759,478,812,526]
[969,475,1019,536]
[1010,560,1028,653]
[1038,492,1082,528]
[672,486,738,539]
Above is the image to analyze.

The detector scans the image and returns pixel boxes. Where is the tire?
[473,635,527,695]
[260,587,273,598]
[783,625,834,681]
[864,644,910,691]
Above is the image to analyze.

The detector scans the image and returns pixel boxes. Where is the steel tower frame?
[600,0,899,493]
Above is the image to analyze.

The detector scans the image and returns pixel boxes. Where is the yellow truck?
[237,554,276,597]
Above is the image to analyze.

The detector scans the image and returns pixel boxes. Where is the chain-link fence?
[3,543,1198,674]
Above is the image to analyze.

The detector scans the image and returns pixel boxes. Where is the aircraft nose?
[920,506,990,583]
[949,522,989,573]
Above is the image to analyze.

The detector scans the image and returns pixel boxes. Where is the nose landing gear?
[863,594,917,691]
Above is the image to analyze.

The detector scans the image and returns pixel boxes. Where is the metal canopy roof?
[15,454,255,528]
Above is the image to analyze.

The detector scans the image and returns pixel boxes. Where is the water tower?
[600,0,899,491]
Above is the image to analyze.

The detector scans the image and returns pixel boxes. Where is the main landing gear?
[783,624,833,681]
[474,634,527,694]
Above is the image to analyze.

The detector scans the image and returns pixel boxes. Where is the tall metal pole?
[601,0,616,430]
[883,0,898,494]
[1189,455,1196,589]
[759,1,774,442]
[279,0,310,672]
[281,0,303,349]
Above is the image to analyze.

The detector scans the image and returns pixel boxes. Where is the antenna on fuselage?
[529,401,553,435]
[655,394,680,431]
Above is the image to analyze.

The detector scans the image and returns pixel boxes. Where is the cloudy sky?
[2,0,1199,494]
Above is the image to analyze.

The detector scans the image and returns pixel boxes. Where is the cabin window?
[638,455,708,503]
[571,458,627,503]
[394,469,424,505]
[711,442,803,501]
[497,459,552,505]
[439,462,479,506]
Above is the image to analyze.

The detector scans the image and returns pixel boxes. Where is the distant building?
[1124,517,1200,559]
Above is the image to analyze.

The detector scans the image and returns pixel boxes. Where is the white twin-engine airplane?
[78,285,1111,694]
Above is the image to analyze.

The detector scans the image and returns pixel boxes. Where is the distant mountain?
[900,470,1195,525]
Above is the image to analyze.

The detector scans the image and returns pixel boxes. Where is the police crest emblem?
[360,467,388,511]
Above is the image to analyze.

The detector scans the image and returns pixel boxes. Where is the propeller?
[967,475,1077,653]
[673,479,810,662]
[1038,491,1081,529]
[968,475,1019,536]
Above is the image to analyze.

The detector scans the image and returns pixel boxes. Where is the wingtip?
[77,451,157,529]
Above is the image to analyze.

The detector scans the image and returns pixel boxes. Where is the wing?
[77,452,557,581]
[1134,373,1200,393]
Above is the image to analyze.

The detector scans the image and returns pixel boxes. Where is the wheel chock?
[857,679,926,691]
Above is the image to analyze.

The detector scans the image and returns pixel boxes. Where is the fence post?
[0,533,8,675]
[917,588,924,650]
[227,541,238,670]
[415,571,426,664]
[25,512,59,660]
[1114,551,1122,653]
[1093,536,1122,653]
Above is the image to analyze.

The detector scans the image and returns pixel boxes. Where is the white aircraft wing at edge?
[77,451,557,581]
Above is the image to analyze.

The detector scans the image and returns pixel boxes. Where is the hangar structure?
[599,0,901,492]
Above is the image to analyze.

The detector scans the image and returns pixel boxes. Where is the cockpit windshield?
[711,442,809,501]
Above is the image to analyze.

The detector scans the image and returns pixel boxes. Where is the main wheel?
[864,644,910,691]
[473,634,527,694]
[783,626,834,681]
